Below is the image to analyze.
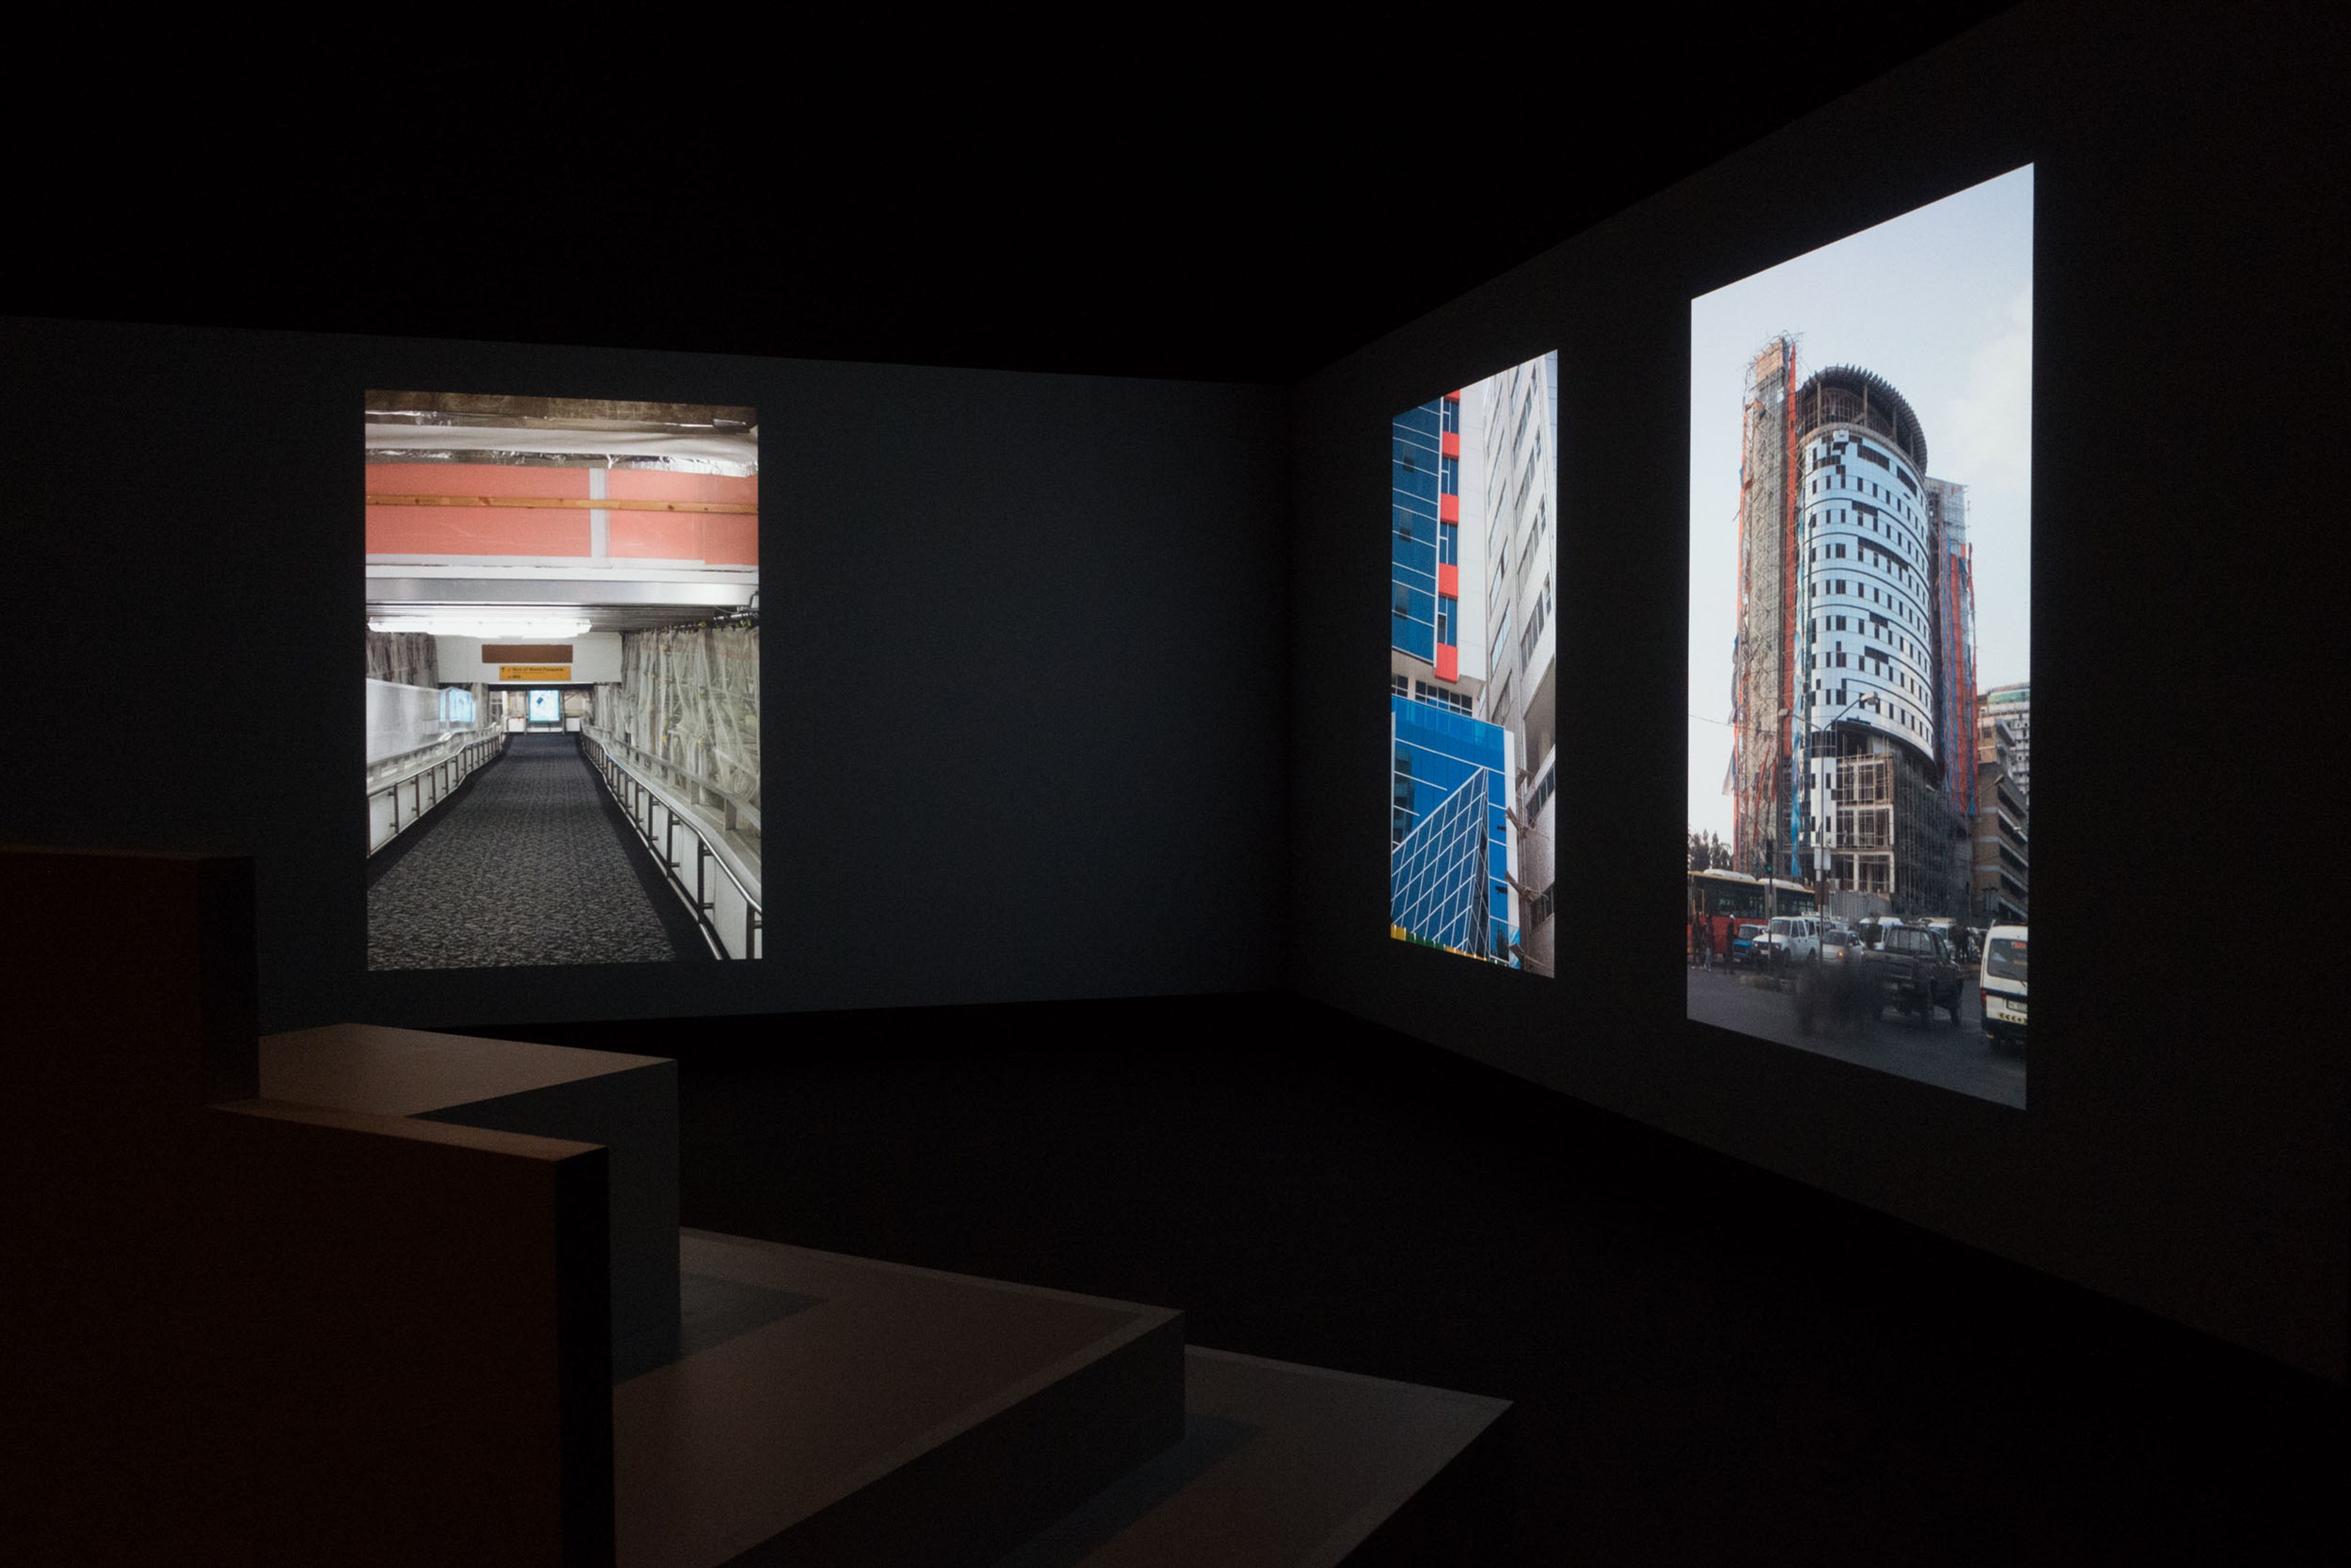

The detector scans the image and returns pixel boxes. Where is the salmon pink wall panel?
[699,516,759,566]
[607,511,702,560]
[369,463,593,500]
[364,505,594,558]
[365,463,594,558]
[606,471,759,568]
[602,470,757,508]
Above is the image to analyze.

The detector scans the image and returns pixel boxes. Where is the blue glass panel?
[1391,766,1489,954]
[1394,403,1442,438]
[1393,466,1439,504]
[1391,697,1506,772]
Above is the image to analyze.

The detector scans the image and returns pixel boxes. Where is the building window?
[1414,680,1472,716]
[1529,762,1557,819]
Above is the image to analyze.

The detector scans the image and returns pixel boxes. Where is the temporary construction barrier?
[598,622,761,869]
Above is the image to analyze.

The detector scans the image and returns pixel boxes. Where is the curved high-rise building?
[1793,366,1937,757]
[1730,344,1973,918]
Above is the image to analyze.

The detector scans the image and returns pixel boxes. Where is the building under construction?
[1728,339,1977,920]
[1974,689,2031,925]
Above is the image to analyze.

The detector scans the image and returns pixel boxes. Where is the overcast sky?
[1686,165,2033,841]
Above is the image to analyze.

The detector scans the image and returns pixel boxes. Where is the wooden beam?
[368,493,757,515]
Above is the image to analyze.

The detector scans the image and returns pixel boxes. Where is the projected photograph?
[1687,167,2031,1108]
[364,392,762,967]
[1390,351,1558,974]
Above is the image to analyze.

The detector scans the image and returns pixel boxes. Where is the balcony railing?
[580,730,762,961]
[367,732,505,855]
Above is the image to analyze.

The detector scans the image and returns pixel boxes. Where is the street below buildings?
[1686,964,2025,1109]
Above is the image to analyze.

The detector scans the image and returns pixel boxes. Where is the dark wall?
[1288,1,2347,1379]
[0,324,1289,1030]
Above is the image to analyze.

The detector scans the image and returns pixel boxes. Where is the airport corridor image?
[366,735,696,969]
[363,392,762,969]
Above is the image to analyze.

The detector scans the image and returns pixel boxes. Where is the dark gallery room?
[5,4,2345,1563]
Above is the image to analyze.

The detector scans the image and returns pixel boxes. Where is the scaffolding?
[1810,740,1965,918]
[1791,366,1929,471]
[1731,334,1798,877]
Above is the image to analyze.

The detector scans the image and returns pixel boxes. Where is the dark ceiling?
[17,8,2014,384]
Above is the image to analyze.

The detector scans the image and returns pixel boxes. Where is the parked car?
[1981,924,2028,1051]
[1730,921,1768,967]
[1760,915,1821,967]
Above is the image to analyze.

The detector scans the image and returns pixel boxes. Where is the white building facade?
[1472,351,1558,974]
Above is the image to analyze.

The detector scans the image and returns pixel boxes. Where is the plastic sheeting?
[602,624,760,816]
[365,629,437,687]
[364,422,757,475]
[366,680,446,764]
[366,678,489,766]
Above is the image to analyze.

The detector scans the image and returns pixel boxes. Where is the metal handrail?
[366,730,506,855]
[365,726,482,783]
[580,724,760,833]
[579,734,762,961]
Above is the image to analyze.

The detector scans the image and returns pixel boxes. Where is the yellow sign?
[498,665,571,681]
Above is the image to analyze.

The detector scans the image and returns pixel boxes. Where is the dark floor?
[484,995,2347,1565]
[367,735,693,970]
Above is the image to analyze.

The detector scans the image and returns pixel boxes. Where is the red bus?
[1688,868,1817,964]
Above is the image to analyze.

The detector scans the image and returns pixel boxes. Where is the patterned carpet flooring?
[368,735,689,970]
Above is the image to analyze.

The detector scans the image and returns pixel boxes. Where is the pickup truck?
[1868,925,1965,1025]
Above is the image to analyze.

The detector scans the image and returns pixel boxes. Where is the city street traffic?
[1685,962,2025,1108]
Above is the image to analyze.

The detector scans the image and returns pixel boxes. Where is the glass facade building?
[1390,384,1518,964]
[1391,394,1462,675]
[1390,696,1515,959]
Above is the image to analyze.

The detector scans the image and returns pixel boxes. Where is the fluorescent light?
[370,616,593,638]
